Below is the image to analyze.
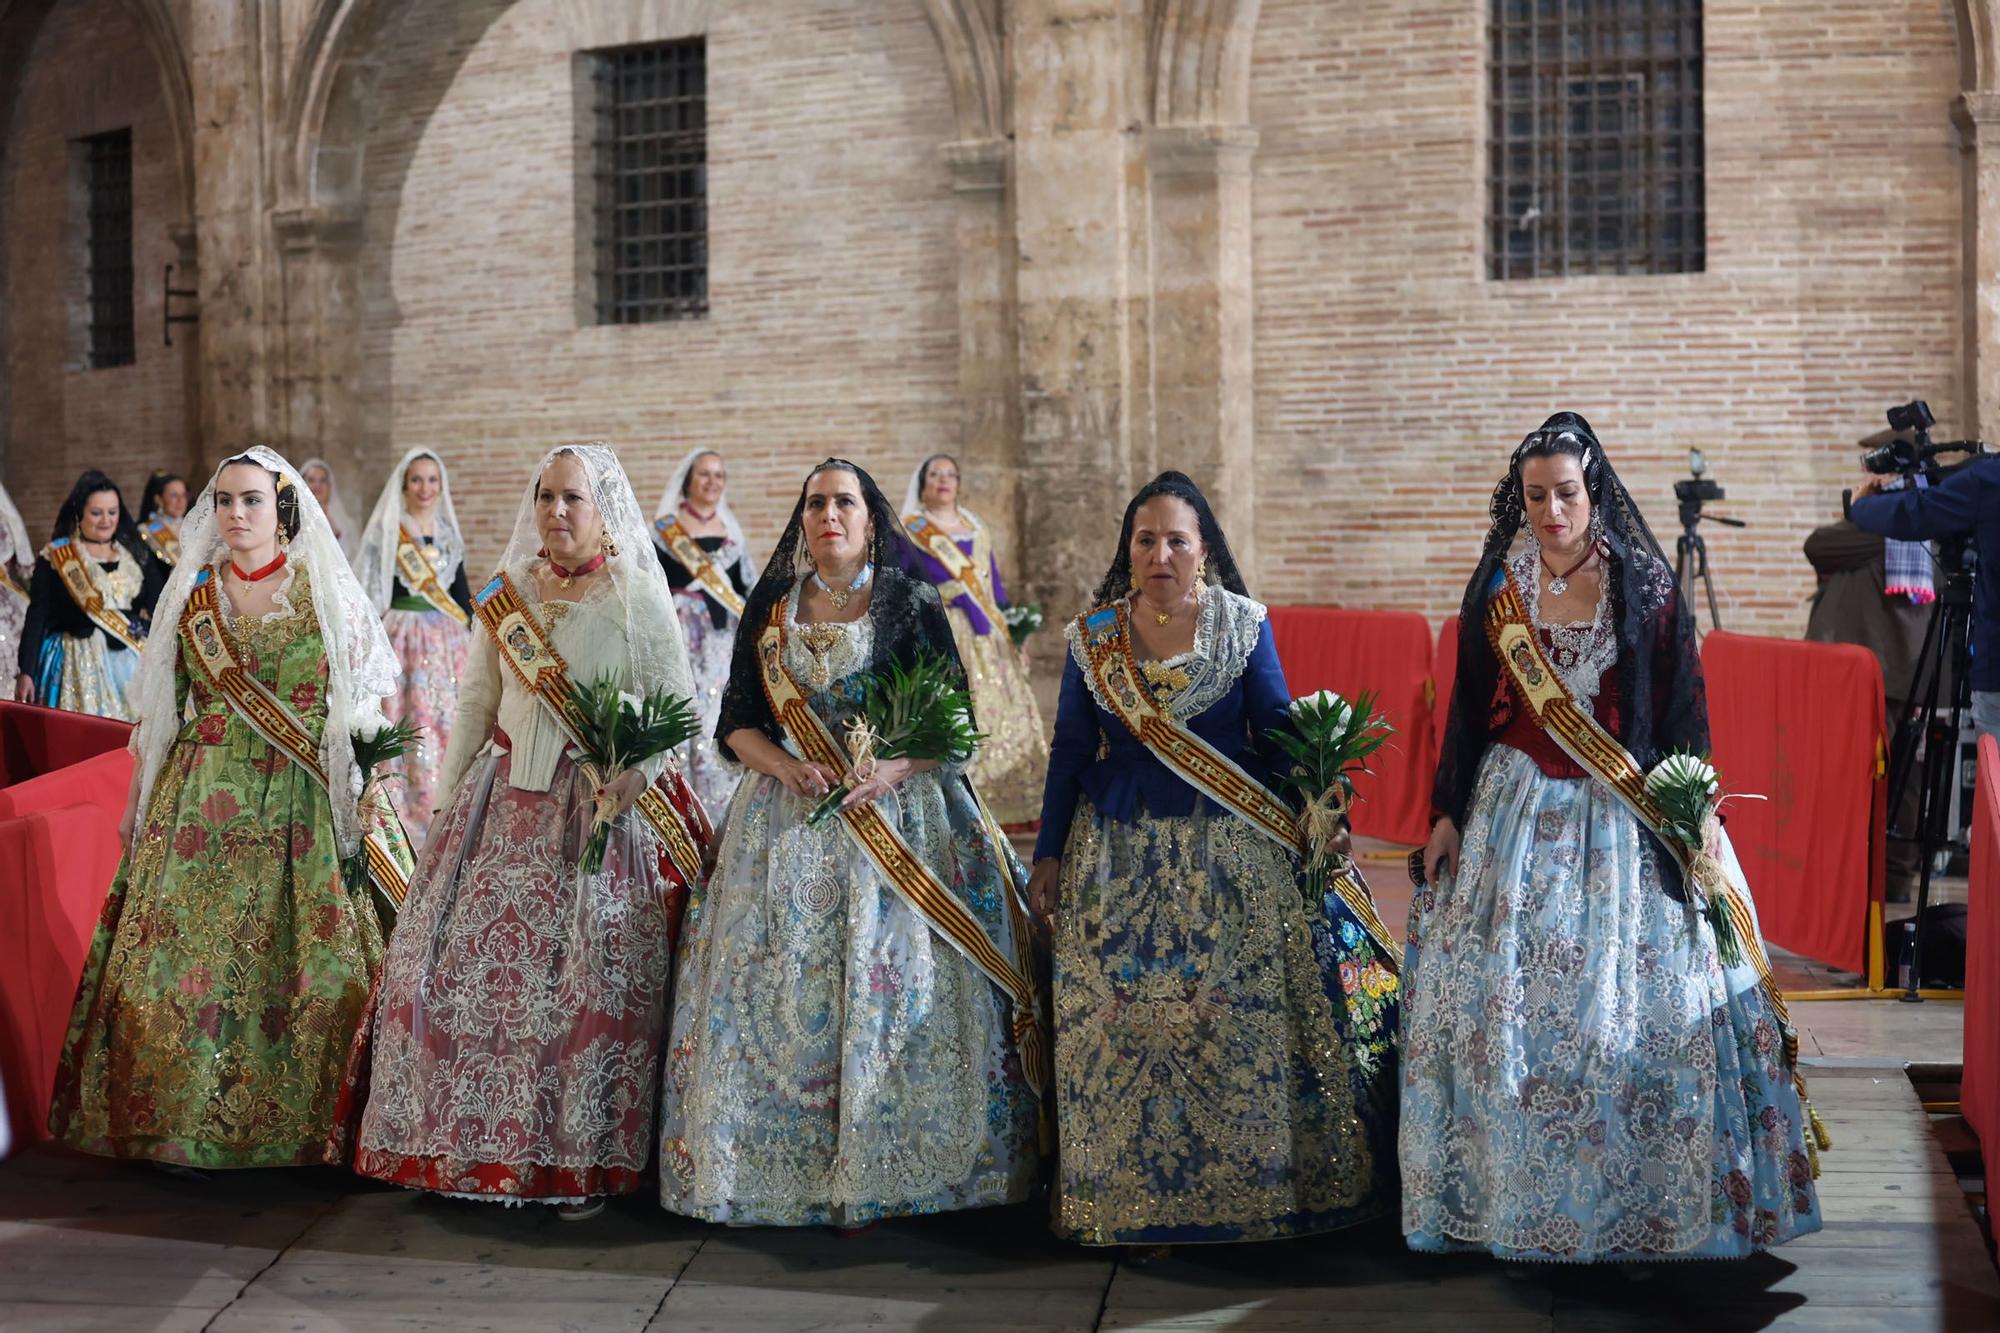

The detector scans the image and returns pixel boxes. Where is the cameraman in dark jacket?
[1849,457,2000,739]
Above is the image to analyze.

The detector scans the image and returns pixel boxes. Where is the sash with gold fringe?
[472,573,710,888]
[1484,568,1830,1169]
[1075,601,1401,963]
[395,527,470,627]
[653,516,747,618]
[45,538,145,652]
[140,518,180,566]
[904,516,1009,639]
[180,572,411,912]
[754,599,1049,1096]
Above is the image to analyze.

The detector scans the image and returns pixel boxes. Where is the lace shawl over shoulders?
[1066,588,1267,721]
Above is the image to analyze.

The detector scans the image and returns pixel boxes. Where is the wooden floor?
[0,1066,1993,1331]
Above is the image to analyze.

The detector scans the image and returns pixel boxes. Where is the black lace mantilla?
[1432,414,1710,889]
[714,566,968,761]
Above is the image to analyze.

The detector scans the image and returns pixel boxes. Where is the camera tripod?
[1674,500,1743,632]
[1885,537,1975,1001]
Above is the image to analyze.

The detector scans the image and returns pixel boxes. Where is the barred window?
[1488,1,1704,280]
[82,128,135,367]
[589,39,708,324]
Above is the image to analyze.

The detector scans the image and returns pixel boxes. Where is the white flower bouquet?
[1645,749,1758,966]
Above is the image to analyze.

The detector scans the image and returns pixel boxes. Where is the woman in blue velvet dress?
[1407,413,1822,1262]
[1026,471,1398,1249]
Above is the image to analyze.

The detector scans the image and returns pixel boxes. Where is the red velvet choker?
[547,551,608,588]
[679,502,717,522]
[229,552,288,583]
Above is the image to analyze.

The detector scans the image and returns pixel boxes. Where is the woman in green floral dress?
[48,448,412,1169]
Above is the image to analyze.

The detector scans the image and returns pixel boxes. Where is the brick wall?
[352,0,964,578]
[1248,0,1963,637]
[0,0,192,541]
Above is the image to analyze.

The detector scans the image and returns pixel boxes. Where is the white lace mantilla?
[1065,587,1268,721]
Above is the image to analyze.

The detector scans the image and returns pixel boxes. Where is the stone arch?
[918,0,1005,143]
[1147,0,1261,128]
[1956,0,1999,94]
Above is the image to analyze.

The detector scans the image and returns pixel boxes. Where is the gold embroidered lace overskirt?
[947,607,1048,826]
[47,567,387,1166]
[1053,801,1393,1244]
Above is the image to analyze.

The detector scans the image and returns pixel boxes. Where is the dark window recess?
[591,39,708,324]
[84,128,136,366]
[1488,1,1704,280]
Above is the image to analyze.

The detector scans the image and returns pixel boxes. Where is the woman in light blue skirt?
[1404,413,1821,1262]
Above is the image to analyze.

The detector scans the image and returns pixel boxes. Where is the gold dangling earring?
[601,531,619,559]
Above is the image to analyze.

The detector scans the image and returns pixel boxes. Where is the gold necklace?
[813,562,871,612]
[798,622,844,690]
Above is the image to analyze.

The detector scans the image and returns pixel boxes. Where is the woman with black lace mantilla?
[1027,470,1399,1252]
[659,458,1041,1230]
[1404,411,1822,1262]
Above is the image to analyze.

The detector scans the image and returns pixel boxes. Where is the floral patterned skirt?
[48,727,387,1167]
[350,746,690,1204]
[1400,744,1822,1261]
[673,589,741,822]
[379,608,470,848]
[947,608,1048,827]
[660,769,1040,1225]
[1053,801,1400,1245]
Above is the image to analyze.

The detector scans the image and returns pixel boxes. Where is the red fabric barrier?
[0,795,123,1148]
[1435,616,1461,739]
[0,701,130,789]
[1966,735,2000,1165]
[0,705,132,1150]
[1267,606,1438,846]
[1701,631,1885,976]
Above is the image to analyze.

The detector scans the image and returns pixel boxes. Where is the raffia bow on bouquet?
[566,672,701,874]
[1265,689,1393,903]
[805,652,985,826]
[1644,750,1765,967]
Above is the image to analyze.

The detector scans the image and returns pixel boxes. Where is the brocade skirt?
[1399,744,1822,1260]
[1052,800,1400,1245]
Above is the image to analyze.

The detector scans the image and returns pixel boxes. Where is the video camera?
[1860,400,1985,478]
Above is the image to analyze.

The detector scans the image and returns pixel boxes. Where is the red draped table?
[0,701,131,1150]
[1701,633,1885,977]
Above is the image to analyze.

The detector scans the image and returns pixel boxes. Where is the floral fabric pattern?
[659,598,1039,1225]
[1053,801,1398,1245]
[49,565,394,1167]
[673,585,741,820]
[1399,744,1822,1260]
[379,606,469,846]
[352,744,686,1203]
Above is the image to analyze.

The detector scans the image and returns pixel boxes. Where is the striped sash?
[755,599,1048,1095]
[45,539,145,652]
[140,519,180,565]
[395,527,470,626]
[180,572,411,912]
[1486,568,1828,1162]
[1075,601,1399,959]
[653,516,746,618]
[904,515,1007,636]
[471,572,710,887]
